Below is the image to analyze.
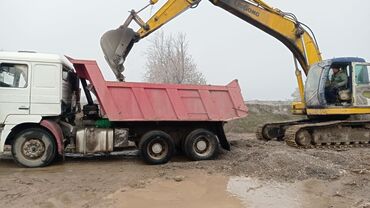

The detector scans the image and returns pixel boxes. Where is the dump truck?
[0,51,247,167]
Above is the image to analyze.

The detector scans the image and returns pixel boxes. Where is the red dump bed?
[70,58,248,122]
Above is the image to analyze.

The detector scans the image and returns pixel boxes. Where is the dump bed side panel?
[69,58,248,122]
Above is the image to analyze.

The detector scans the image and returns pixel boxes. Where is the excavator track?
[283,120,370,149]
[256,119,311,141]
[256,125,267,141]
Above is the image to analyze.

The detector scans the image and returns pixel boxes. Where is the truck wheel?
[184,129,218,161]
[11,128,57,168]
[139,130,175,165]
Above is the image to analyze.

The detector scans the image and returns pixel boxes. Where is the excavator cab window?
[324,63,352,105]
[305,64,325,107]
[353,63,370,106]
[354,64,370,84]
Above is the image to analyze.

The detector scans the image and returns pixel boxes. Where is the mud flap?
[100,27,137,81]
[215,122,230,151]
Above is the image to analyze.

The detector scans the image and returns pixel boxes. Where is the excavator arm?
[101,0,322,79]
[137,0,201,39]
[138,0,322,73]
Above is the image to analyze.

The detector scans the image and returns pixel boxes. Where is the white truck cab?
[0,51,75,166]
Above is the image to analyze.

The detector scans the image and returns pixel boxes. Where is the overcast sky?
[0,0,369,100]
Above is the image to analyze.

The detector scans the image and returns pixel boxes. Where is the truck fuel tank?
[76,128,114,154]
[76,128,130,154]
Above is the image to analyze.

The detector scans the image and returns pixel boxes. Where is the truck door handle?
[18,106,29,110]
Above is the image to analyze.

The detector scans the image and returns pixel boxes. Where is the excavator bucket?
[100,27,137,81]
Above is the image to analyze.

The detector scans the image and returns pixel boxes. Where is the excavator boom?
[210,0,322,74]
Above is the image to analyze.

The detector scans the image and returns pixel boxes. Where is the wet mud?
[0,133,369,208]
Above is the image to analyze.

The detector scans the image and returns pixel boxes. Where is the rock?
[333,191,343,197]
[245,143,252,147]
[363,203,370,208]
[174,175,185,182]
[137,180,146,188]
[344,181,357,186]
[196,165,205,169]
[351,169,370,174]
[229,141,238,146]
[221,165,231,171]
[355,201,370,208]
[128,180,146,189]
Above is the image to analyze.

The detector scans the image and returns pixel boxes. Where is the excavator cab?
[305,57,370,112]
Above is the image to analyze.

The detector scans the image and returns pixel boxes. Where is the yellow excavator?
[100,0,370,148]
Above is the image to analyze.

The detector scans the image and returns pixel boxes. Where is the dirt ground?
[0,133,369,208]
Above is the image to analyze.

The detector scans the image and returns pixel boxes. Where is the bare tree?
[144,31,206,85]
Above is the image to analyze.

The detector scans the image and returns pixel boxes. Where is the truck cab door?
[0,62,30,123]
[30,63,61,115]
[352,62,370,106]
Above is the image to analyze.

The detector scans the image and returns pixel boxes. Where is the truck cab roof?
[0,51,74,70]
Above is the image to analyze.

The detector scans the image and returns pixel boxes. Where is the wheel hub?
[151,143,163,154]
[193,136,210,155]
[22,139,45,159]
[196,140,207,152]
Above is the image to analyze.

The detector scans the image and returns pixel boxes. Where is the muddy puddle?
[0,159,365,208]
[227,177,339,208]
[100,171,242,208]
[93,170,348,208]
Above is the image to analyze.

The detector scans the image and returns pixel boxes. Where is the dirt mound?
[164,133,370,182]
[224,103,303,133]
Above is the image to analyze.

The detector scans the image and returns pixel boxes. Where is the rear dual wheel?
[139,129,219,164]
[182,129,219,161]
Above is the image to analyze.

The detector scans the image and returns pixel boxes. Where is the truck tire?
[139,130,175,165]
[184,129,218,161]
[11,128,57,168]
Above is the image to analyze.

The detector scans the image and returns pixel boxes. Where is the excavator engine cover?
[100,27,137,81]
